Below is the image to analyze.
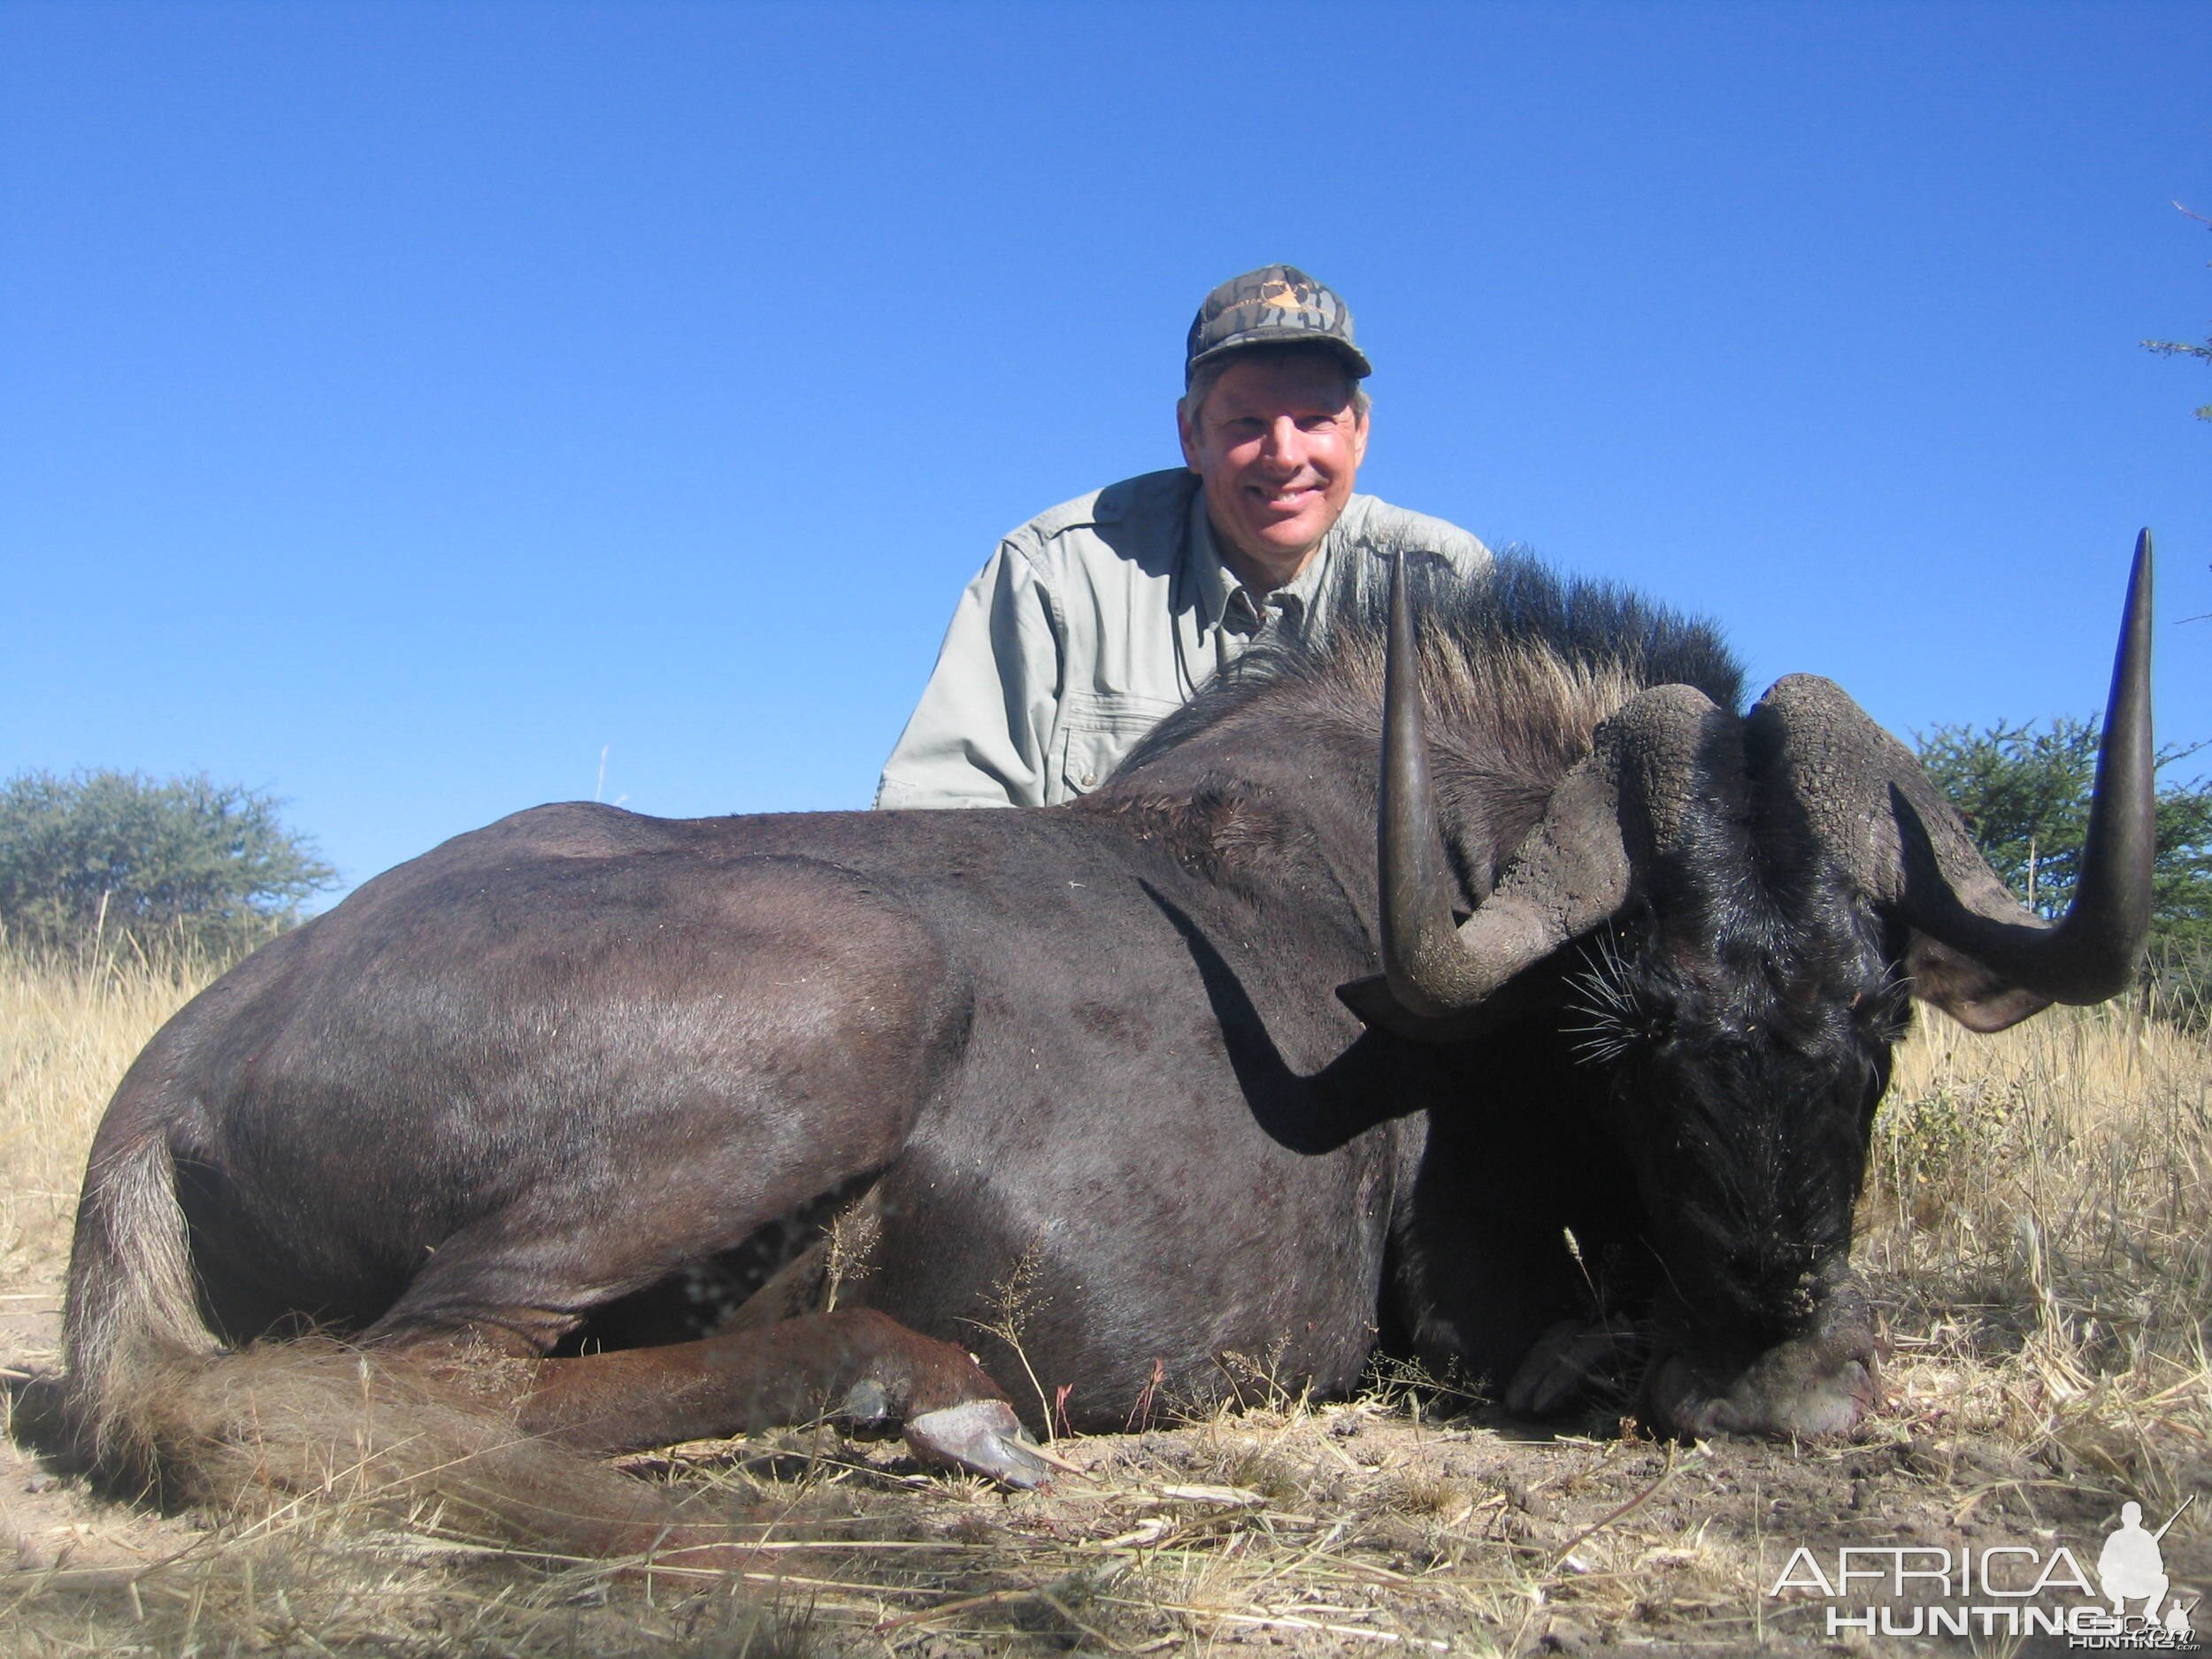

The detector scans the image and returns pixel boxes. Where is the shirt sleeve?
[1396,511,1491,576]
[873,541,1064,810]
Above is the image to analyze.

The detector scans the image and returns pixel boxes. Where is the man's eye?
[1297,414,1341,433]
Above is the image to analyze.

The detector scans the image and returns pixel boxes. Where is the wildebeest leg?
[514,1309,1051,1487]
[1502,1317,1647,1417]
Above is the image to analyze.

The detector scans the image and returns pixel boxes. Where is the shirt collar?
[1186,486,1341,636]
[1183,488,1242,634]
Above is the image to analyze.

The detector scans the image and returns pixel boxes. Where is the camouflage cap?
[1184,264,1372,386]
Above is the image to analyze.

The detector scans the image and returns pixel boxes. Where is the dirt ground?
[4,1256,2203,1658]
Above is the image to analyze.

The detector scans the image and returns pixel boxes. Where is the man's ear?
[1177,396,1202,472]
[1349,403,1371,468]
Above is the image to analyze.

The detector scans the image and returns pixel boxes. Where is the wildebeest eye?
[1855,965,1916,1047]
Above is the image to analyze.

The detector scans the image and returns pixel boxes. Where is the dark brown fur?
[70,555,1949,1548]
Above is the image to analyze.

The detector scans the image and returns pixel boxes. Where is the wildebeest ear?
[1902,932,2055,1034]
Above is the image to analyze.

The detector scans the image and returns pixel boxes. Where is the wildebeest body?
[64,548,2154,1547]
[127,797,1428,1426]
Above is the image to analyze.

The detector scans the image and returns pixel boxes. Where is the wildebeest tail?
[61,1128,732,1560]
[61,1125,220,1480]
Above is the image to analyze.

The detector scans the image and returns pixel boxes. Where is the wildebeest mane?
[1109,554,1744,825]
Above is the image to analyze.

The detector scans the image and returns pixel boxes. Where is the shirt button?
[1081,772,1096,787]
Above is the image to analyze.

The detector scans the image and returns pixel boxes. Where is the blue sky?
[4,1,2208,899]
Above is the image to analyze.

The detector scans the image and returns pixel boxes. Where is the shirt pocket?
[1052,689,1185,802]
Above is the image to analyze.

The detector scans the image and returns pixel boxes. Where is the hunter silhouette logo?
[2101,1499,2195,1640]
[1765,1494,2199,1645]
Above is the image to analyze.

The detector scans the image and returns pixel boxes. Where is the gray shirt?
[874,468,1490,810]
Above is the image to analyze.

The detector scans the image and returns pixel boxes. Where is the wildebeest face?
[1570,880,1909,1436]
[1361,538,2151,1440]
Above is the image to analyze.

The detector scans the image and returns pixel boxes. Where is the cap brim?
[1186,332,1373,383]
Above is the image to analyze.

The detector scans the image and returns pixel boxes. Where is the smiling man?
[875,265,1489,810]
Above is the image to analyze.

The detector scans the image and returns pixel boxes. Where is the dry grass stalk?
[0,948,221,1280]
[1863,998,2212,1509]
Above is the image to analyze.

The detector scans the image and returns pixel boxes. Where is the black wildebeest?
[62,540,2154,1554]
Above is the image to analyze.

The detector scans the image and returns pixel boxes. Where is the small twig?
[0,1527,232,1601]
[3,1565,177,1594]
[1152,1483,1264,1508]
[874,1583,1041,1632]
[1209,1351,1251,1412]
[1018,1437,1090,1475]
[1545,1447,1678,1575]
[1093,1517,1175,1550]
[874,1560,1128,1633]
[368,1531,995,1559]
[1153,1606,1450,1648]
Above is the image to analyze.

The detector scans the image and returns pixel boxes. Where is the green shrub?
[0,768,337,961]
[1915,717,2212,957]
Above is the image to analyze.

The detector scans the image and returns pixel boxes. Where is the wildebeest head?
[1356,537,2155,1439]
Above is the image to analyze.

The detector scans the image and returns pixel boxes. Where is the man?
[875,265,1489,810]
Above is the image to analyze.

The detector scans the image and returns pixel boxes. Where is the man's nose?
[1260,416,1308,468]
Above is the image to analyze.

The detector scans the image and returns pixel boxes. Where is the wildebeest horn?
[1375,555,1729,1019]
[1746,532,2154,1031]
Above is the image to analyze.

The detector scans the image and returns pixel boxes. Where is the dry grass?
[2,947,2206,1655]
[0,948,223,1283]
[1863,993,2212,1514]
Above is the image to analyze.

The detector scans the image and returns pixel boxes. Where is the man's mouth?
[1248,481,1320,511]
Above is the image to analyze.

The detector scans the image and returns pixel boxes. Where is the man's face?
[1178,349,1371,589]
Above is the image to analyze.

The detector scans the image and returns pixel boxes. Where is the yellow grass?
[2,946,2206,1654]
[1863,995,2212,1512]
[0,949,221,1281]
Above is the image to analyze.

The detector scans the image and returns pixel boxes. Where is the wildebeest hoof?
[838,1379,894,1425]
[904,1400,1052,1488]
[1505,1318,1641,1417]
[1647,1322,1882,1441]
